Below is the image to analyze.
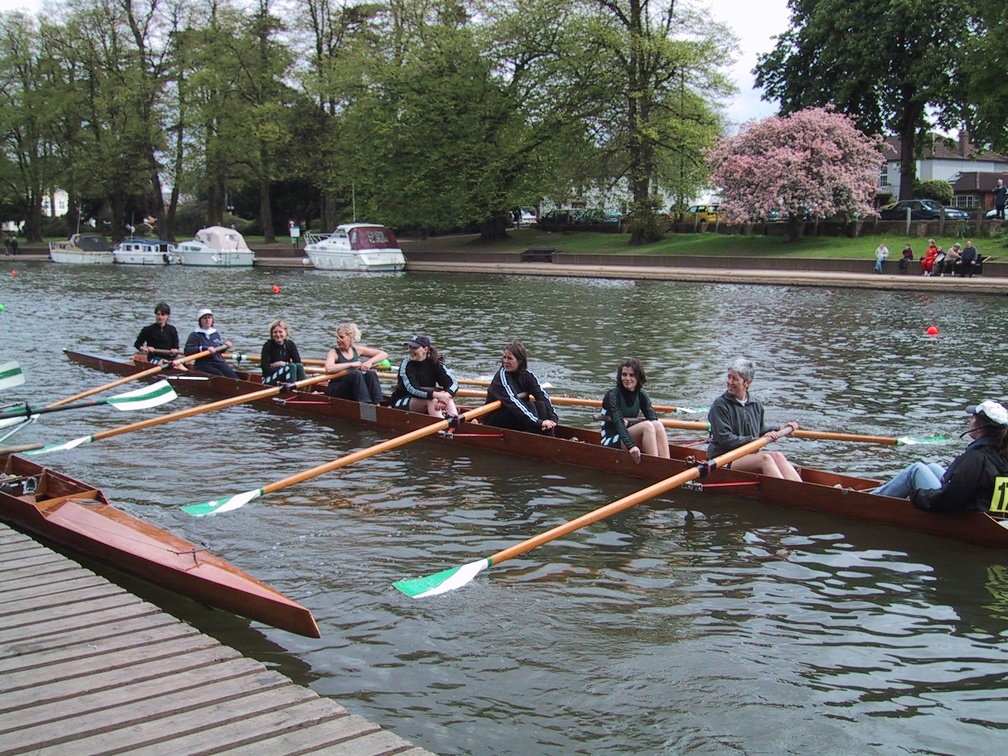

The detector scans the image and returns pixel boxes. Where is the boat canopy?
[195,226,250,250]
[336,224,399,251]
[72,234,113,251]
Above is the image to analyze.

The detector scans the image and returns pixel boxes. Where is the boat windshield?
[349,227,399,250]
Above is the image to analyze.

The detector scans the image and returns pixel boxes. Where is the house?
[879,134,1008,211]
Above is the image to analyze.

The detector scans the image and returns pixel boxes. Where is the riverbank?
[9,236,1007,294]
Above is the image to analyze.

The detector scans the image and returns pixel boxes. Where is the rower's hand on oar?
[766,421,799,441]
[541,419,557,432]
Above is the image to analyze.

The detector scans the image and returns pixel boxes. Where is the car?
[678,204,719,223]
[878,199,969,221]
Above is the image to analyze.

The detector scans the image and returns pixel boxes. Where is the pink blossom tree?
[708,107,884,242]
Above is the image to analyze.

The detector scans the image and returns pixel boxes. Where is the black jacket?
[911,437,1008,512]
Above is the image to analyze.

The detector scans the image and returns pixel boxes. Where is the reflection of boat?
[304,223,405,272]
[63,351,1008,548]
[112,238,179,265]
[176,226,255,267]
[48,233,114,264]
[0,451,319,637]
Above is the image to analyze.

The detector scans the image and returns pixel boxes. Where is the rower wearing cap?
[389,334,459,418]
[874,400,1008,511]
[183,307,237,378]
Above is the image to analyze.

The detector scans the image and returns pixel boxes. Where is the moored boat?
[304,223,405,272]
[176,226,255,267]
[62,351,1008,548]
[112,238,179,265]
[48,233,114,264]
[0,450,319,637]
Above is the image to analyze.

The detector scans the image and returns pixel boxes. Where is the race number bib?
[991,477,1008,513]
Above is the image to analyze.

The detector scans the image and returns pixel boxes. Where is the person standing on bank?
[134,301,179,363]
[260,319,307,386]
[600,358,670,463]
[874,242,889,274]
[324,322,387,404]
[994,178,1007,220]
[484,341,558,435]
[390,334,459,418]
[707,357,801,480]
[873,401,1008,511]
[184,308,237,378]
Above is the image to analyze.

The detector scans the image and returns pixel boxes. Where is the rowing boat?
[0,450,320,637]
[63,350,1008,548]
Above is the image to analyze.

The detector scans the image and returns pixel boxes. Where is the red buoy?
[926,325,939,336]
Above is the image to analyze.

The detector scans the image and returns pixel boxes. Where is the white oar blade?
[106,380,178,411]
[182,488,263,517]
[24,435,94,456]
[394,558,489,598]
[0,416,25,429]
[0,361,25,391]
[675,406,709,415]
[896,435,949,446]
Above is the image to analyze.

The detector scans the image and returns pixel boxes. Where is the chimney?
[959,128,969,157]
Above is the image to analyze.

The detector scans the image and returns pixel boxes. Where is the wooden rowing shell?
[0,452,319,637]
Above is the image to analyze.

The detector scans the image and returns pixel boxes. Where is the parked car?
[879,200,969,221]
[572,209,622,225]
[678,204,719,223]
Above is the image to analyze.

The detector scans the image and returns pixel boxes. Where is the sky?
[0,0,792,128]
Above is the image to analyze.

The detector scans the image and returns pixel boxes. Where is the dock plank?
[0,522,432,755]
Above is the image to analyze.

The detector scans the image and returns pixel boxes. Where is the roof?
[194,226,249,250]
[952,171,1007,192]
[883,135,1008,164]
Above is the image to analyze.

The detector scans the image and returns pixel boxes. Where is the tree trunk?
[479,213,509,241]
[260,176,275,243]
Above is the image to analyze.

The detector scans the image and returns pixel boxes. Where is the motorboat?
[48,233,113,264]
[112,238,179,265]
[176,226,255,267]
[304,223,405,272]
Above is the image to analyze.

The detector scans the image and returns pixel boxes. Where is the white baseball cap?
[966,400,1008,426]
[197,308,213,320]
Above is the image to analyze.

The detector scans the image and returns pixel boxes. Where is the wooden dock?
[0,522,432,755]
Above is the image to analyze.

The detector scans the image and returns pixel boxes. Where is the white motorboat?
[176,226,255,267]
[48,233,113,264]
[304,223,405,272]
[112,238,179,265]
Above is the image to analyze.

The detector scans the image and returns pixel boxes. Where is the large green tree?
[754,0,973,201]
[963,1,1008,152]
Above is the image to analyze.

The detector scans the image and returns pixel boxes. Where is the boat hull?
[49,250,114,264]
[62,350,1008,548]
[305,249,405,272]
[178,249,255,267]
[0,451,319,637]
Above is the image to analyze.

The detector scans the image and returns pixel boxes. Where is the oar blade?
[0,361,25,391]
[0,417,25,429]
[394,558,490,598]
[182,488,263,517]
[24,435,94,456]
[105,380,178,411]
[896,435,950,446]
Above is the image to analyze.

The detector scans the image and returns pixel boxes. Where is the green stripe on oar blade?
[394,559,490,598]
[24,435,95,455]
[0,361,24,391]
[104,380,177,411]
[897,435,949,445]
[182,488,264,517]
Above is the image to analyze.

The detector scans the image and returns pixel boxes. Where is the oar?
[450,387,704,414]
[393,428,793,598]
[181,400,504,516]
[226,352,392,370]
[376,372,555,390]
[24,368,351,456]
[0,361,25,391]
[656,418,948,446]
[0,380,177,424]
[47,348,214,408]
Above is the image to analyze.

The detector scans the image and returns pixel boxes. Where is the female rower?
[600,358,670,463]
[873,400,1008,511]
[134,301,179,363]
[389,334,459,417]
[484,341,558,434]
[324,322,387,404]
[260,319,307,386]
[707,357,801,480]
[183,308,237,378]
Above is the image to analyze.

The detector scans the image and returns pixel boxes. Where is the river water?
[3,261,1008,753]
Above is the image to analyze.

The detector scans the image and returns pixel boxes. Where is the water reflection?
[4,262,1008,752]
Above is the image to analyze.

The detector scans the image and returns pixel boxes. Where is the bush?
[42,217,69,238]
[914,179,954,205]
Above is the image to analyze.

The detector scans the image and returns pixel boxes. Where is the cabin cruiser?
[176,226,255,267]
[48,233,113,264]
[304,223,405,272]
[112,238,179,265]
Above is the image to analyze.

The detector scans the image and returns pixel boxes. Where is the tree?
[708,107,883,242]
[963,1,1008,152]
[754,0,973,202]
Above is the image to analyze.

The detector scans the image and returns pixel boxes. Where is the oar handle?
[486,427,793,568]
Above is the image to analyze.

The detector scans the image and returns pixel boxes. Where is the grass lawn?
[446,227,1008,260]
